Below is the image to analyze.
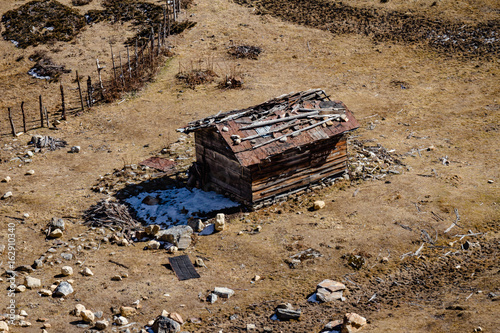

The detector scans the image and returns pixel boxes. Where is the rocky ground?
[0,0,499,332]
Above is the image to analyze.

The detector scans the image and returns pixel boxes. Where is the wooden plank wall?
[249,135,347,203]
[195,128,252,203]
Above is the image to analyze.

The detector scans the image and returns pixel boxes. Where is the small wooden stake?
[119,52,125,88]
[21,101,27,133]
[60,83,66,120]
[126,46,132,78]
[110,43,117,83]
[8,107,16,137]
[76,71,85,112]
[39,95,44,127]
[87,76,93,107]
[44,106,49,128]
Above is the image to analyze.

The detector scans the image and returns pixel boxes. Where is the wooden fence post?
[87,76,93,107]
[96,58,105,100]
[44,106,49,128]
[151,27,155,64]
[110,44,117,83]
[8,107,16,137]
[119,52,125,88]
[127,45,132,78]
[76,71,85,112]
[39,95,44,127]
[21,101,27,133]
[60,83,66,120]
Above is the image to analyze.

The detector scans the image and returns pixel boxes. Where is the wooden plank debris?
[168,255,200,281]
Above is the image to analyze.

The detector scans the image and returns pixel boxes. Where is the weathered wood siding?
[195,129,252,204]
[249,135,347,203]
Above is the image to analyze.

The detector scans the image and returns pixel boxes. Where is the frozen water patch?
[125,187,239,226]
[28,67,51,80]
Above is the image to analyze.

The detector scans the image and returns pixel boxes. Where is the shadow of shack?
[178,89,360,209]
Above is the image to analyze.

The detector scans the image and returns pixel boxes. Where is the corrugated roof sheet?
[179,89,359,167]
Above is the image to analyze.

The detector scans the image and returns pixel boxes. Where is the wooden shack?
[179,89,360,208]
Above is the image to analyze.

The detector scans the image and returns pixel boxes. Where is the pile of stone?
[308,279,347,303]
[45,217,66,239]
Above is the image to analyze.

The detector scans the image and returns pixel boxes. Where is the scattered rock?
[213,287,235,299]
[81,310,95,323]
[341,312,367,333]
[25,170,35,175]
[81,267,94,276]
[142,195,160,205]
[61,266,73,276]
[156,225,193,250]
[71,146,81,153]
[114,316,128,326]
[2,191,13,199]
[152,315,180,333]
[24,276,41,289]
[0,245,5,254]
[39,289,52,296]
[50,217,65,231]
[195,258,206,268]
[94,320,109,330]
[72,304,86,317]
[207,293,218,304]
[52,281,73,297]
[49,228,63,239]
[214,213,225,231]
[2,176,11,183]
[120,306,137,317]
[111,275,122,281]
[19,310,28,317]
[246,323,256,330]
[147,240,161,250]
[16,265,34,273]
[145,224,161,236]
[313,200,326,210]
[168,312,184,325]
[60,252,73,260]
[15,285,26,293]
[275,303,301,320]
[188,219,205,232]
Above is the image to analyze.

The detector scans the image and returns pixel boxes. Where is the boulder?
[313,200,326,210]
[94,320,109,330]
[156,226,193,250]
[168,312,184,325]
[80,310,95,323]
[0,321,8,332]
[341,312,367,333]
[115,316,128,326]
[61,266,73,276]
[275,304,301,321]
[214,213,225,231]
[188,219,205,232]
[213,287,234,299]
[317,279,346,292]
[120,306,137,317]
[81,267,94,276]
[50,217,65,231]
[24,276,41,289]
[145,224,161,236]
[152,316,180,333]
[49,228,63,239]
[147,240,161,250]
[73,304,86,317]
[52,281,73,297]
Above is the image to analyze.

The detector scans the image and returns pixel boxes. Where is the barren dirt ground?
[0,0,499,332]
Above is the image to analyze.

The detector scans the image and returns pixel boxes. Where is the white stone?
[24,276,41,289]
[71,146,81,153]
[19,310,28,317]
[81,310,95,323]
[2,191,13,199]
[0,321,8,332]
[95,320,109,330]
[146,240,161,250]
[49,228,63,239]
[313,200,326,210]
[15,285,26,292]
[115,316,128,326]
[25,170,35,175]
[39,289,52,296]
[213,287,235,298]
[2,176,11,183]
[82,267,94,276]
[61,266,73,276]
[215,213,225,231]
[73,304,86,316]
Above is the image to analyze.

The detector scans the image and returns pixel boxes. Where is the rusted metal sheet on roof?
[179,89,359,167]
[139,157,177,173]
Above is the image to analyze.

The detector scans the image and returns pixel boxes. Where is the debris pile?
[29,135,68,151]
[348,138,404,181]
[83,199,142,240]
[228,45,262,59]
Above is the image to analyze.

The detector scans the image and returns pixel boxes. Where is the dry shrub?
[176,69,219,89]
[72,0,93,5]
[218,75,243,89]
[228,45,262,59]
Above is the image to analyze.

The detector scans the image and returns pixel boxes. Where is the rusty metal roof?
[179,89,360,167]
